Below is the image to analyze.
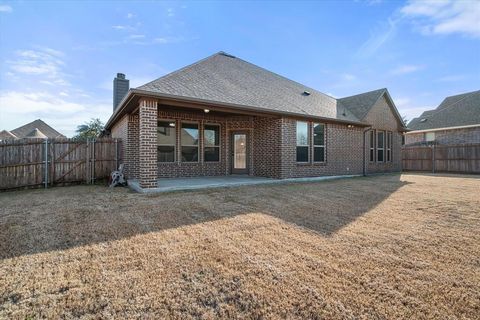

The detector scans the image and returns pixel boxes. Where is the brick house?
[405,90,480,145]
[105,52,407,189]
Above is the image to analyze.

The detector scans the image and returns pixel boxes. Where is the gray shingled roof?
[408,90,480,130]
[337,88,386,120]
[138,52,359,122]
[10,119,65,139]
[0,130,17,141]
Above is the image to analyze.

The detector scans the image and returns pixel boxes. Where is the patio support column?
[139,98,158,188]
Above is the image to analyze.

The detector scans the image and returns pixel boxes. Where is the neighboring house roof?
[10,119,65,139]
[107,52,406,130]
[25,128,48,139]
[408,90,480,131]
[0,130,17,141]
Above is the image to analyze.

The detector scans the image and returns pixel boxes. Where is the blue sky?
[1,0,479,137]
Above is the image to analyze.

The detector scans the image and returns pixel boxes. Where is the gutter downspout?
[363,126,372,176]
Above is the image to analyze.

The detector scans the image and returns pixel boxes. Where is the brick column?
[139,98,158,188]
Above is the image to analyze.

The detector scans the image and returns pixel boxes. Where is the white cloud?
[394,97,410,108]
[342,73,356,81]
[357,17,400,57]
[401,0,480,38]
[400,105,435,122]
[7,48,70,86]
[437,74,465,82]
[0,91,112,137]
[127,13,135,19]
[167,8,175,17]
[391,64,423,75]
[128,34,146,39]
[0,4,12,12]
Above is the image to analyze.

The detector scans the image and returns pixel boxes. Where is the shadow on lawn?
[0,174,410,260]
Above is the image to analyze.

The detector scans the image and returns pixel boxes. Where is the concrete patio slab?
[127,174,361,194]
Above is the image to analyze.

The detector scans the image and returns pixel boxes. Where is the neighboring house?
[0,119,66,141]
[405,90,480,145]
[105,52,407,189]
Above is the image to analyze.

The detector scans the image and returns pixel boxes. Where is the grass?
[0,173,479,319]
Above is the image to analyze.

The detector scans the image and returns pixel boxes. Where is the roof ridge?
[231,54,337,102]
[419,90,479,120]
[137,51,227,89]
[338,88,386,100]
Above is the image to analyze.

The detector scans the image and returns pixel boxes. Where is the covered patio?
[127,174,359,193]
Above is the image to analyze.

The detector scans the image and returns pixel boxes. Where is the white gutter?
[405,123,480,134]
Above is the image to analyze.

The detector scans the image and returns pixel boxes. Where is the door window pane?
[313,123,325,162]
[234,134,246,169]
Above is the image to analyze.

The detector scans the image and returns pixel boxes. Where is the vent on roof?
[303,91,311,96]
[420,118,427,122]
[219,52,236,58]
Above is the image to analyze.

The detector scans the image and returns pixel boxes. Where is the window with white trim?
[181,122,199,162]
[157,120,176,162]
[369,130,375,162]
[296,121,309,162]
[386,131,392,162]
[377,130,385,162]
[204,124,220,162]
[425,132,435,142]
[313,123,325,162]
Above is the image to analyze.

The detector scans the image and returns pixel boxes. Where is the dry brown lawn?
[0,173,479,319]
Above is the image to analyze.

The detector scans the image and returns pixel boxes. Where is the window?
[425,132,435,142]
[369,130,375,162]
[386,131,392,162]
[296,121,309,162]
[377,130,385,162]
[204,124,220,162]
[181,122,199,162]
[157,121,176,162]
[313,123,325,162]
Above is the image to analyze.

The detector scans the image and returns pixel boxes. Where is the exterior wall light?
[204,109,210,113]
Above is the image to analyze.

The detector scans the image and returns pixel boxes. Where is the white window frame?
[296,121,309,163]
[181,121,200,162]
[425,132,435,142]
[313,123,326,163]
[377,130,385,163]
[157,119,176,163]
[204,123,221,162]
[386,131,392,162]
[369,130,375,162]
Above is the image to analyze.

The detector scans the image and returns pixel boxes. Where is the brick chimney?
[113,73,129,111]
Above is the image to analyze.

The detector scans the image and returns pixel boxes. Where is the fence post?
[86,138,89,184]
[92,138,96,184]
[432,144,436,174]
[44,139,48,189]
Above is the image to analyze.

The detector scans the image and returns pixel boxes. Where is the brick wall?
[363,95,403,173]
[154,107,257,178]
[139,99,158,188]
[405,126,480,145]
[117,94,404,183]
[280,119,364,178]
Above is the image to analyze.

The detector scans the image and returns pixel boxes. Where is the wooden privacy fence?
[0,138,122,190]
[402,144,480,174]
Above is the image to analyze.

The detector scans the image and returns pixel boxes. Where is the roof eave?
[105,89,370,130]
[405,123,480,134]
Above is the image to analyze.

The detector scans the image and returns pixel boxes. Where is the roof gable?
[138,52,358,122]
[408,90,480,130]
[11,119,65,139]
[337,88,386,120]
